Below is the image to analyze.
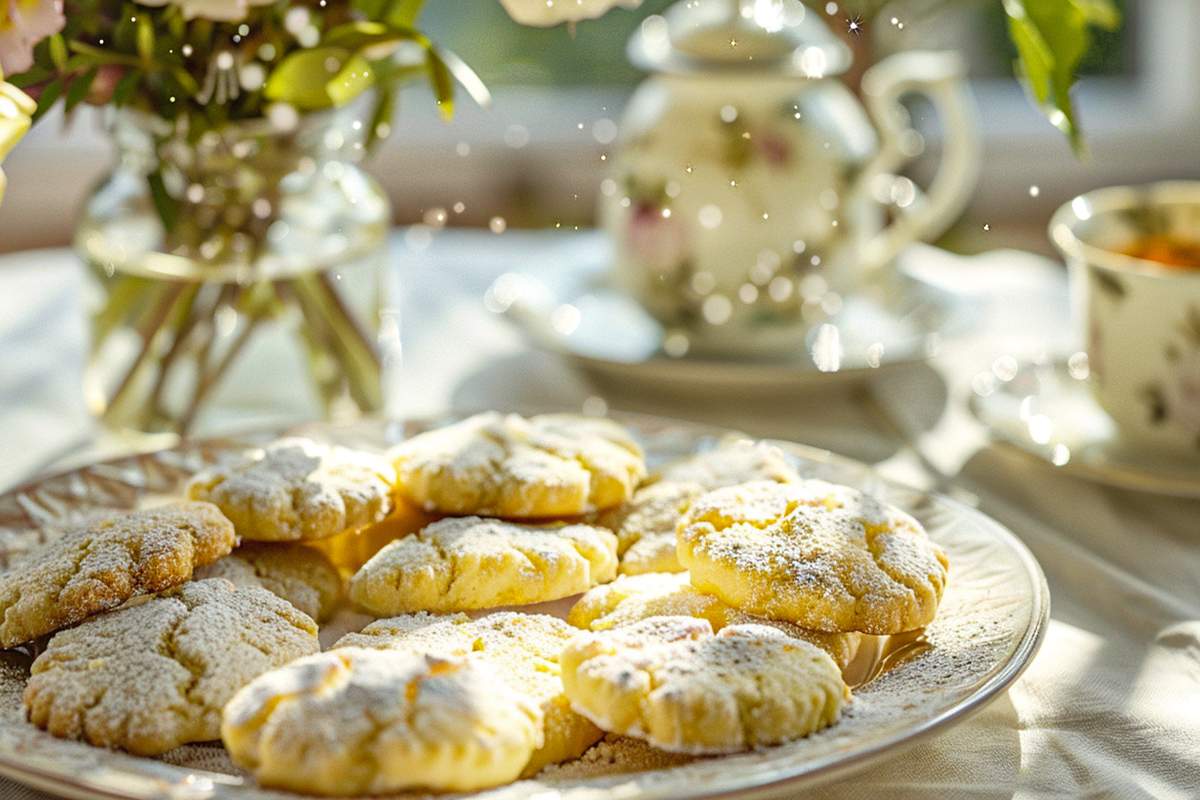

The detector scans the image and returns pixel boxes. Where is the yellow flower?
[0,76,35,204]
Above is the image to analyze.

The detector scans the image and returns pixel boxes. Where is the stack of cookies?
[0,412,950,797]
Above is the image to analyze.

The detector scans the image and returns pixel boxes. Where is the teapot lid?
[628,0,853,78]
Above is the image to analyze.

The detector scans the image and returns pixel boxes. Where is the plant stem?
[290,274,381,411]
[178,288,262,434]
[145,281,201,424]
[103,280,187,425]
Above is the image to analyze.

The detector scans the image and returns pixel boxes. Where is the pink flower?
[754,132,791,165]
[498,0,640,26]
[0,0,64,76]
[626,201,688,274]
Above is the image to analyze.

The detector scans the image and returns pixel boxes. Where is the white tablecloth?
[0,232,1196,799]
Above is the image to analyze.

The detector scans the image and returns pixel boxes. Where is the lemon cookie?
[390,412,645,517]
[596,481,701,575]
[561,616,847,754]
[195,542,342,621]
[223,647,543,795]
[187,437,395,542]
[348,516,617,615]
[654,438,799,489]
[336,611,603,774]
[24,578,318,755]
[308,497,439,576]
[0,502,235,647]
[568,571,862,669]
[677,480,949,634]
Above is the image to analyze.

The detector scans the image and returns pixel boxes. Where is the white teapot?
[600,0,980,357]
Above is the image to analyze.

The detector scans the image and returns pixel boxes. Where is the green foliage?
[5,0,461,142]
[266,47,356,110]
[6,0,1121,157]
[1003,0,1120,153]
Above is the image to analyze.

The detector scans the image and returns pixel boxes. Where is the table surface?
[0,231,1197,800]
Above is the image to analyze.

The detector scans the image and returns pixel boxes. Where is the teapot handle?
[856,50,980,274]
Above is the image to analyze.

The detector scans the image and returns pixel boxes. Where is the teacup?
[1050,182,1200,457]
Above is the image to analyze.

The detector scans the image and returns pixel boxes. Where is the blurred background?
[3,0,1199,256]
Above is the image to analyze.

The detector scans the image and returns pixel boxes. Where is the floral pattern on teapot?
[599,1,979,357]
[604,76,875,341]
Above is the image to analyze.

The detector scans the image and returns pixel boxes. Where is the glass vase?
[76,105,395,441]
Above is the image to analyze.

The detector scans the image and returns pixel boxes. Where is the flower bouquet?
[0,0,638,437]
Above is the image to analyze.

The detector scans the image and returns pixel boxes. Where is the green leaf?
[1075,0,1121,28]
[1003,0,1121,155]
[365,83,395,149]
[136,14,155,64]
[355,0,424,26]
[384,0,425,26]
[48,34,68,71]
[32,78,63,121]
[425,47,453,120]
[326,54,375,107]
[323,20,421,53]
[265,47,353,110]
[69,42,142,68]
[434,47,491,108]
[64,67,99,113]
[6,67,53,89]
[170,67,200,96]
[111,71,141,106]
[146,171,178,233]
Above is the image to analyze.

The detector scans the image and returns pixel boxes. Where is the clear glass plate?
[0,413,1048,800]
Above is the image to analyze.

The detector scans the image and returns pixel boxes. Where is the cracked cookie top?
[560,616,847,754]
[389,412,645,517]
[186,437,396,542]
[336,611,604,776]
[653,439,800,490]
[24,578,319,755]
[567,571,864,670]
[677,480,950,634]
[195,542,343,621]
[348,516,618,615]
[594,480,703,576]
[221,647,543,795]
[0,501,236,647]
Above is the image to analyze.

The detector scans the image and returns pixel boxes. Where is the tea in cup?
[1050,182,1200,457]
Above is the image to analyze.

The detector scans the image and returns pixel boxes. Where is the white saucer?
[969,358,1200,498]
[486,256,977,394]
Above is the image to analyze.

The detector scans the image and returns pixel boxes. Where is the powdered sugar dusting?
[24,579,318,755]
[0,416,1045,800]
[335,611,604,775]
[679,480,950,634]
[568,571,863,670]
[0,501,235,647]
[390,413,646,517]
[187,438,395,542]
[654,439,800,490]
[349,516,618,614]
[561,617,847,754]
[195,542,343,622]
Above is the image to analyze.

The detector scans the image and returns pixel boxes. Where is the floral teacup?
[1050,182,1200,457]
